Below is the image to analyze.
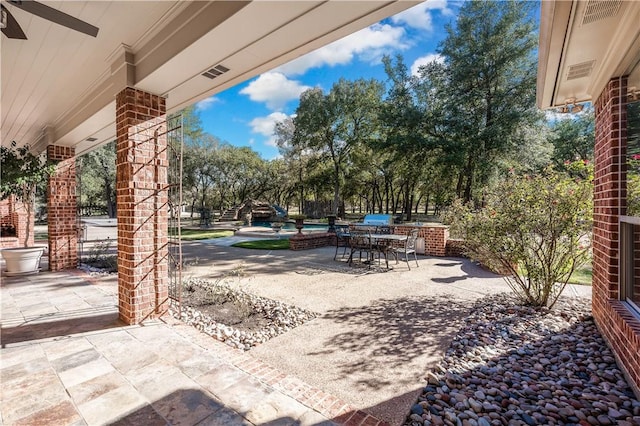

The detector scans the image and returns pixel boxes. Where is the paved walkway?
[1,269,380,426]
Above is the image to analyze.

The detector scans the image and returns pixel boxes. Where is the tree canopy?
[77,1,584,222]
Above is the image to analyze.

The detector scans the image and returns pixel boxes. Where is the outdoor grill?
[359,214,393,227]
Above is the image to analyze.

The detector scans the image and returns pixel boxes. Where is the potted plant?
[289,214,306,234]
[0,142,56,275]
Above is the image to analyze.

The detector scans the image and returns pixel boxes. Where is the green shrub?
[444,162,593,308]
[626,155,640,216]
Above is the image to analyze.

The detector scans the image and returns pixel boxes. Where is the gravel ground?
[405,293,640,426]
[169,278,316,351]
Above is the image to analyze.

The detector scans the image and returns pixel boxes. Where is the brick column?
[593,77,627,308]
[116,87,168,325]
[47,145,77,270]
[592,77,640,396]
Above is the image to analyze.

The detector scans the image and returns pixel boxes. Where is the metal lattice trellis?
[167,113,184,314]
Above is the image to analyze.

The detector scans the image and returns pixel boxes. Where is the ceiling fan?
[0,0,99,40]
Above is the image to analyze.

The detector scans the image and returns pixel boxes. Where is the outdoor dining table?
[346,231,408,270]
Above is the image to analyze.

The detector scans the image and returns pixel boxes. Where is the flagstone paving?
[1,270,381,426]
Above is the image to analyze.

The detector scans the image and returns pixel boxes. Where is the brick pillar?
[115,87,168,325]
[592,77,640,396]
[593,77,627,311]
[47,145,77,270]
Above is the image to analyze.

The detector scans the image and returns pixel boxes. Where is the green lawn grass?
[513,262,592,286]
[567,264,592,286]
[232,239,290,250]
[175,229,234,241]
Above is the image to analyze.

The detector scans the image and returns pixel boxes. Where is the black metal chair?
[334,224,351,260]
[347,229,373,267]
[392,228,420,270]
[372,227,393,269]
[376,225,392,235]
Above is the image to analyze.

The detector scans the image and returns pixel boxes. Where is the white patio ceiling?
[1,0,421,156]
[537,0,640,110]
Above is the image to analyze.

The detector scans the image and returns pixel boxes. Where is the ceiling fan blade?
[1,5,27,39]
[9,0,98,37]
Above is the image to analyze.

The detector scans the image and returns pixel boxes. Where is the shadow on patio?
[1,308,122,346]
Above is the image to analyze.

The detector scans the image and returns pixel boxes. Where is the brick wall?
[116,87,168,325]
[593,76,640,396]
[290,233,336,250]
[287,225,448,257]
[393,224,448,256]
[47,145,77,270]
[445,238,466,258]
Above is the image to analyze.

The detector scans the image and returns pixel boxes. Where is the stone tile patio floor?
[1,270,377,426]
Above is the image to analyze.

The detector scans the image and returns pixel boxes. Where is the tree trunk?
[463,155,475,203]
[104,180,116,218]
[384,179,390,213]
[415,193,423,214]
[23,186,36,247]
[394,190,402,217]
[404,182,413,222]
[456,170,464,199]
[332,162,340,216]
[107,201,116,219]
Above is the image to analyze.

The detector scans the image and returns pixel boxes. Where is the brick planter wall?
[393,224,449,256]
[116,88,168,325]
[48,145,77,271]
[445,238,466,258]
[289,233,336,250]
[287,224,447,258]
[593,76,640,396]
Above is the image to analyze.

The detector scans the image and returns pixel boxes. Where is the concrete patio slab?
[176,241,592,425]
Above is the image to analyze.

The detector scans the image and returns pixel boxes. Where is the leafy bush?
[627,155,640,216]
[1,142,56,246]
[444,162,593,308]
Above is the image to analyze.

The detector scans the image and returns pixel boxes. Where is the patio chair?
[372,229,393,269]
[347,229,373,267]
[376,225,392,235]
[334,224,351,260]
[392,228,419,270]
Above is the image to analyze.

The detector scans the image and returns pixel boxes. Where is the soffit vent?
[567,60,596,80]
[582,0,622,25]
[201,64,230,79]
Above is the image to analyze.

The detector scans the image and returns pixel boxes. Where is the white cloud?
[248,112,291,147]
[410,53,445,76]
[195,96,220,111]
[239,72,310,110]
[391,0,454,31]
[544,107,590,123]
[276,23,407,76]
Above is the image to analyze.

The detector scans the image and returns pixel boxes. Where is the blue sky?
[195,0,462,160]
